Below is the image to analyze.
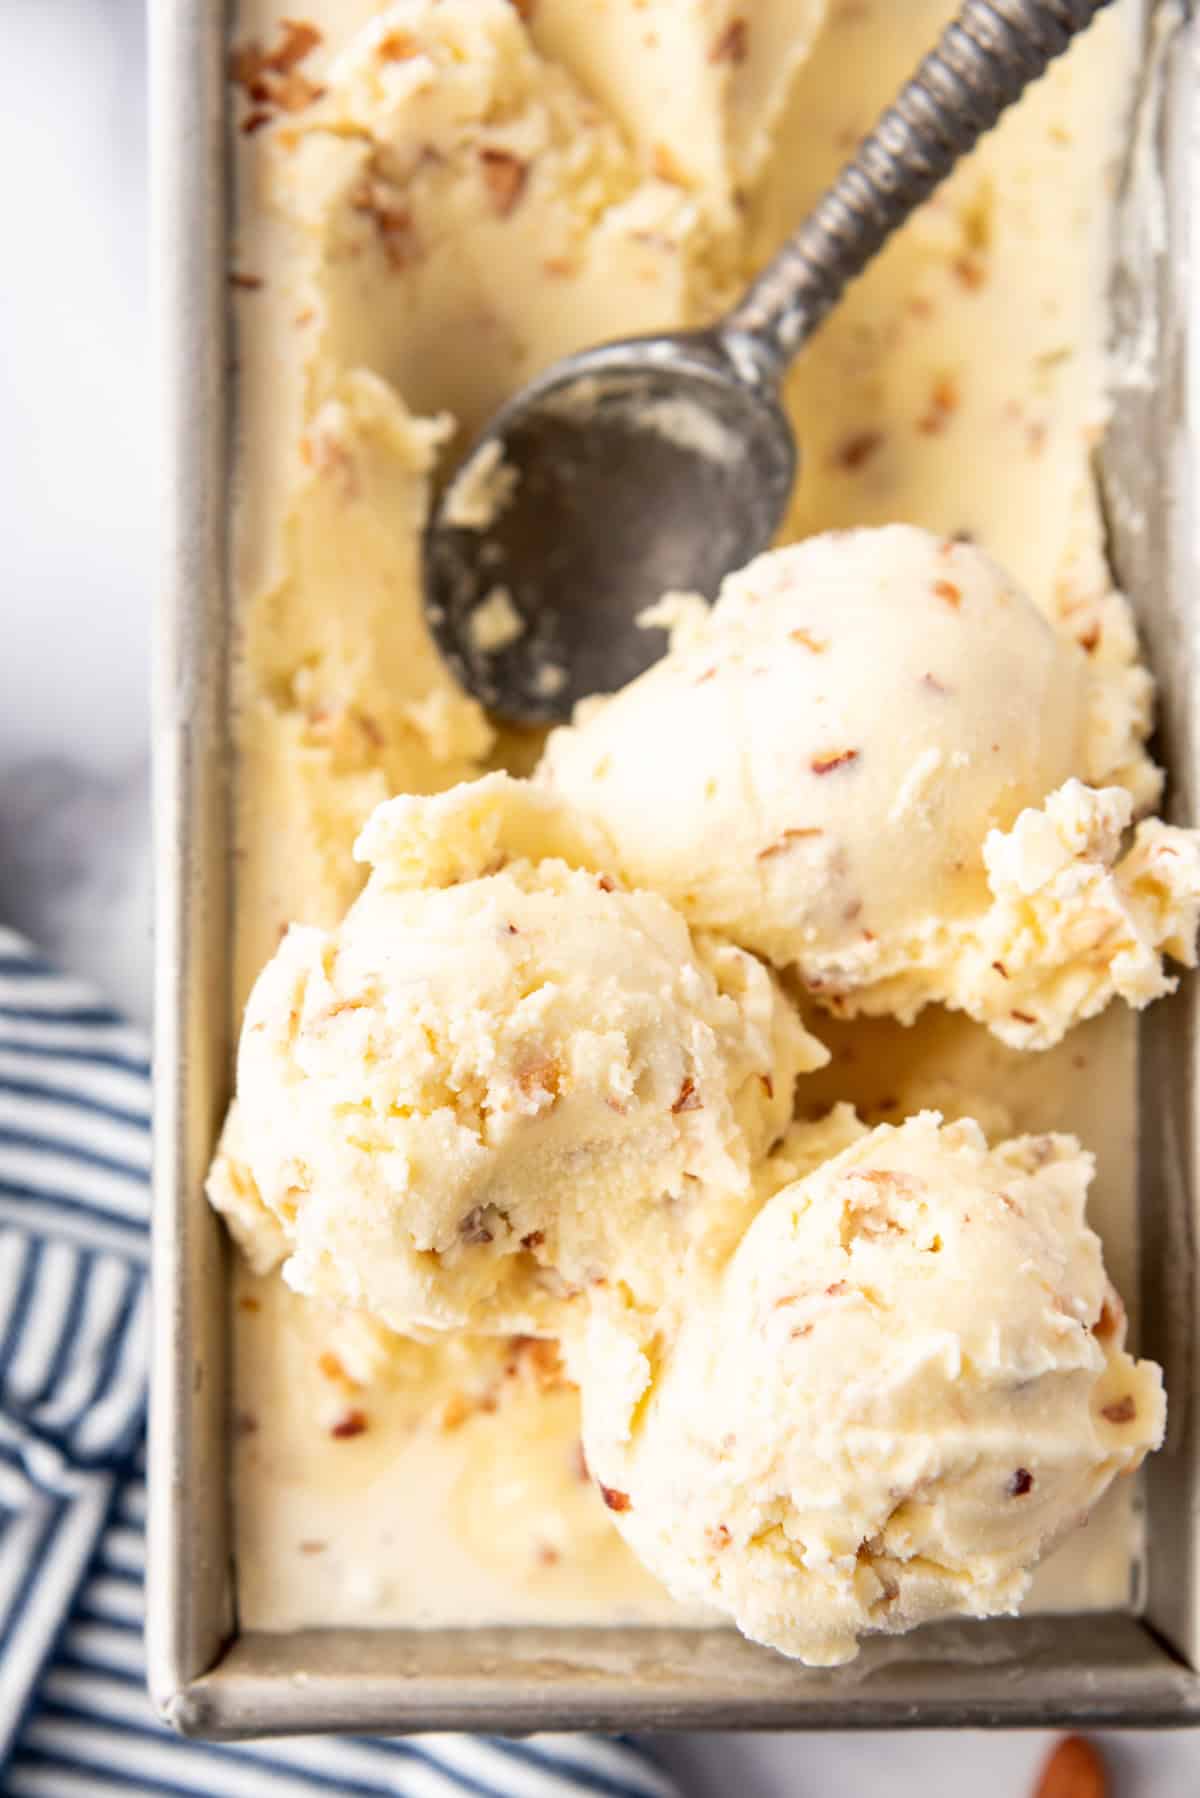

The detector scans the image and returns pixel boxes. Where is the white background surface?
[0,2,1196,1790]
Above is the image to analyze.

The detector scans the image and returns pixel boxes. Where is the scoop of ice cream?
[541,527,1091,964]
[541,527,1188,1041]
[208,774,825,1335]
[576,1112,1164,1665]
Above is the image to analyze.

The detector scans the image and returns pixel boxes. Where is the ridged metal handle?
[722,0,1115,379]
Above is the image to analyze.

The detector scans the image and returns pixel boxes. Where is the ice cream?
[209,774,825,1335]
[522,0,829,208]
[931,778,1200,1048]
[541,527,1199,1045]
[576,1113,1165,1665]
[222,0,1164,1645]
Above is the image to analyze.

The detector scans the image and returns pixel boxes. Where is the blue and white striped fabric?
[0,925,680,1798]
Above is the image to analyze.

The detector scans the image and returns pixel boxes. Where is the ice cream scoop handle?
[722,0,1115,379]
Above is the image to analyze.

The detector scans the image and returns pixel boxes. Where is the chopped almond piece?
[331,1409,368,1440]
[757,827,822,860]
[1101,1395,1137,1424]
[811,749,859,776]
[230,21,322,125]
[833,429,884,471]
[933,373,959,409]
[318,1349,362,1389]
[672,1076,702,1114]
[229,42,269,88]
[507,1335,567,1390]
[274,19,322,72]
[1032,1735,1107,1798]
[1093,1296,1123,1340]
[652,143,690,186]
[441,1391,471,1432]
[709,18,749,63]
[350,177,418,270]
[272,69,326,113]
[377,28,420,60]
[479,149,528,216]
[918,371,960,435]
[517,1054,562,1105]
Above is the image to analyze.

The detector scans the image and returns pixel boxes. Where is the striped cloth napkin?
[0,924,681,1798]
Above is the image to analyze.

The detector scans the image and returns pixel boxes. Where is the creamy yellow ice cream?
[576,1113,1164,1665]
[231,1272,697,1631]
[542,527,1199,1045]
[223,0,1167,1641]
[209,774,824,1335]
[936,778,1200,1047]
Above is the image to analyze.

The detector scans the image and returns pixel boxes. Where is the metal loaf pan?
[147,0,1200,1737]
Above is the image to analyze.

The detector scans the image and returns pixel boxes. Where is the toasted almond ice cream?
[223,0,1164,1642]
[209,774,825,1336]
[575,1113,1165,1666]
[541,527,1198,1045]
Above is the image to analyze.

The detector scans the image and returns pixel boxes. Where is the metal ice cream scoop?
[424,0,1115,725]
